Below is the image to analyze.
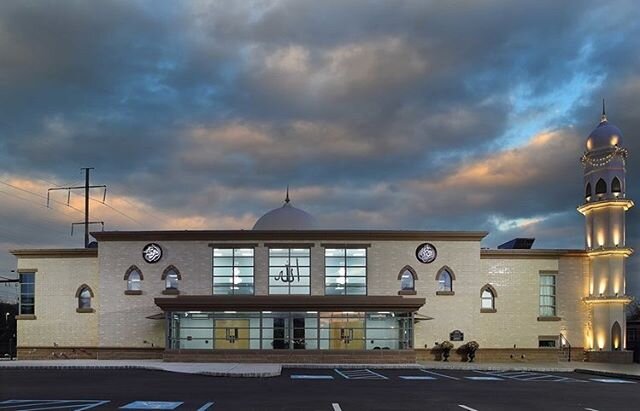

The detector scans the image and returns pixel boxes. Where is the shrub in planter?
[465,340,479,362]
[440,340,454,362]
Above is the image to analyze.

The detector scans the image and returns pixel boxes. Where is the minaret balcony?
[583,294,633,305]
[586,246,633,258]
[577,198,634,215]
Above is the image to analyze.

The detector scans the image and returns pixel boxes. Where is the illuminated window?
[269,248,311,295]
[325,248,367,295]
[213,248,255,295]
[595,178,607,195]
[539,274,556,317]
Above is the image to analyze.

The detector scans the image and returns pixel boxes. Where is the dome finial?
[601,98,607,123]
[285,185,290,204]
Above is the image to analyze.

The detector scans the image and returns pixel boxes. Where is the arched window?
[611,177,622,194]
[611,321,622,351]
[435,266,455,294]
[397,265,418,294]
[124,265,143,294]
[162,265,181,294]
[595,178,607,195]
[75,284,94,312]
[585,183,592,199]
[480,284,497,312]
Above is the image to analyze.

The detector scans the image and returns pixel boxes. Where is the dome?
[586,120,623,151]
[253,195,318,230]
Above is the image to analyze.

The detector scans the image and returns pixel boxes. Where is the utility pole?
[47,168,107,248]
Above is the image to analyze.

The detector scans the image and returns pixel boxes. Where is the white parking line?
[334,368,388,380]
[399,376,437,380]
[465,376,503,381]
[590,378,635,384]
[196,402,215,411]
[0,401,110,411]
[458,405,479,411]
[291,375,334,380]
[584,408,600,411]
[332,403,342,411]
[419,369,460,380]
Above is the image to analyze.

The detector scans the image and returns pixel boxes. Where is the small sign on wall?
[450,330,464,341]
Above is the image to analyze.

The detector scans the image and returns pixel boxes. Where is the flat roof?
[9,248,98,258]
[480,249,587,258]
[90,229,489,242]
[155,295,426,312]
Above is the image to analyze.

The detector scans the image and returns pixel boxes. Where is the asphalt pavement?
[0,368,638,410]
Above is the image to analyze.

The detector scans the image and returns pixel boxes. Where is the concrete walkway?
[1,359,639,379]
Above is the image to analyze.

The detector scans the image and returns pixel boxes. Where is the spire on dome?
[601,98,607,123]
[285,185,290,204]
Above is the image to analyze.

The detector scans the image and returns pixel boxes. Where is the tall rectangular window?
[539,274,556,317]
[19,272,35,315]
[269,248,310,294]
[325,248,367,295]
[213,248,254,295]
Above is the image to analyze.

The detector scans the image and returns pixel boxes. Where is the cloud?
[0,0,640,295]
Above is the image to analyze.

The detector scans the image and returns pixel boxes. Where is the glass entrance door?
[264,312,315,350]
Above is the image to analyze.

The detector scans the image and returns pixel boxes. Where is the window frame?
[397,265,417,295]
[539,273,557,318]
[162,265,182,295]
[19,271,36,315]
[75,284,95,313]
[480,284,497,313]
[324,248,368,296]
[212,247,256,295]
[435,266,455,295]
[269,247,312,295]
[124,265,143,295]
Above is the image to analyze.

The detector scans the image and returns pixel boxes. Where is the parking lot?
[0,368,638,410]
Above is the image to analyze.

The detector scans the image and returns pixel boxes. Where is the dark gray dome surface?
[253,202,318,230]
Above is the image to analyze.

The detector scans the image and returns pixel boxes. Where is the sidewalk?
[1,359,639,379]
[0,359,281,378]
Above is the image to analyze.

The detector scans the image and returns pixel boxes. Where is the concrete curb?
[574,368,640,381]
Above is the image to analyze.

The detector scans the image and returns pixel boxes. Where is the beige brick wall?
[17,239,590,353]
[16,257,99,347]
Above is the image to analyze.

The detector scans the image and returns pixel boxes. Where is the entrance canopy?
[154,295,425,312]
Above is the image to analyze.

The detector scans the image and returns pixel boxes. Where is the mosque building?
[10,108,634,363]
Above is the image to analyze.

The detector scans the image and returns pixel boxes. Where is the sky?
[0,0,639,297]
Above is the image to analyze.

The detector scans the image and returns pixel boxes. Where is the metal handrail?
[560,333,571,362]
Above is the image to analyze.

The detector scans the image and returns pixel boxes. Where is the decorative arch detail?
[585,182,592,198]
[595,178,607,195]
[611,177,622,193]
[397,265,418,280]
[435,265,456,281]
[124,265,143,281]
[161,265,182,280]
[75,284,94,298]
[480,283,498,298]
[611,321,622,351]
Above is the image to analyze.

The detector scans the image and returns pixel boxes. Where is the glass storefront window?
[167,311,412,351]
[213,248,255,295]
[325,248,367,295]
[268,248,311,295]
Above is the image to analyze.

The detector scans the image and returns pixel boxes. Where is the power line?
[0,178,84,215]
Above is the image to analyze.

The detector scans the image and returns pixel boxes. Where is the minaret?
[578,101,634,353]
